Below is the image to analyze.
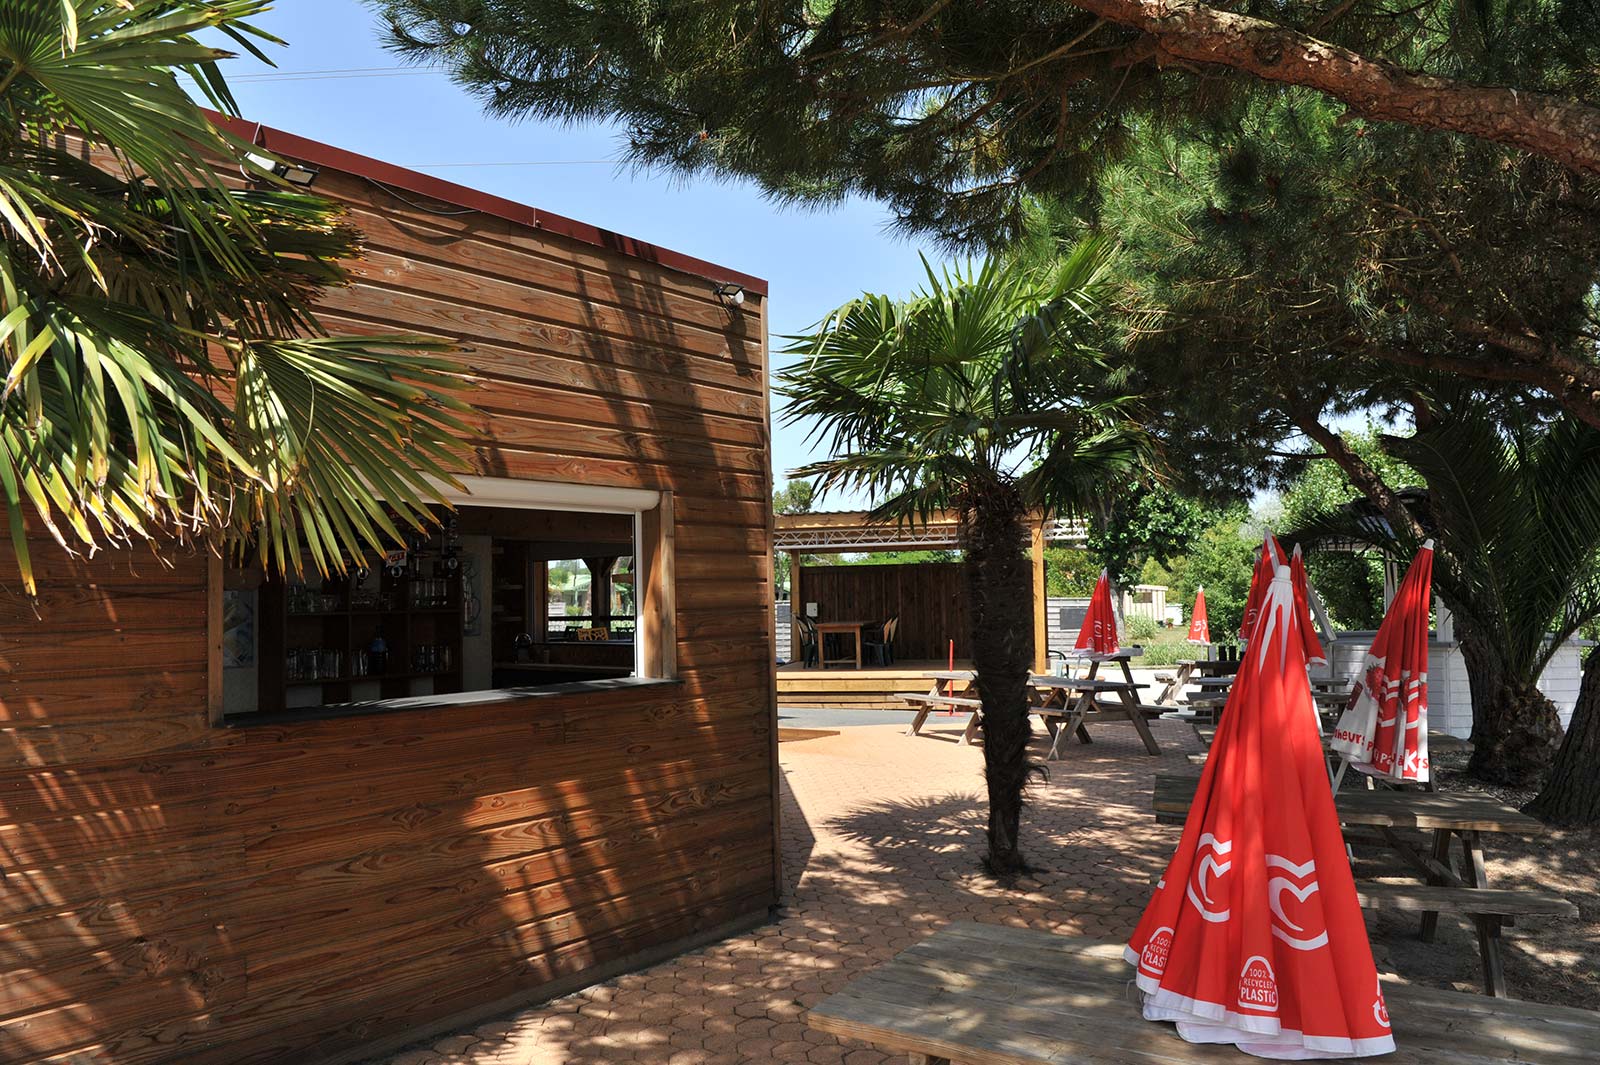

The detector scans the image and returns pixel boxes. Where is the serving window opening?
[220,500,659,718]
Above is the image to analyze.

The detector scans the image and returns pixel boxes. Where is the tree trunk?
[1458,627,1563,786]
[1529,647,1600,825]
[960,483,1039,880]
[1066,0,1600,179]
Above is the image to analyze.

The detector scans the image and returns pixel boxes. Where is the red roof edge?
[207,111,768,297]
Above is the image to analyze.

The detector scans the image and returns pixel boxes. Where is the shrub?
[1125,615,1160,640]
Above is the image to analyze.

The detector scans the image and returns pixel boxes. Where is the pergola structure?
[775,510,1090,670]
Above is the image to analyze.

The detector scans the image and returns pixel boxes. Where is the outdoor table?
[807,922,1600,1065]
[1152,769,1555,986]
[1028,675,1159,757]
[1189,656,1237,677]
[901,671,982,743]
[1155,660,1194,705]
[1067,646,1142,687]
[816,619,870,668]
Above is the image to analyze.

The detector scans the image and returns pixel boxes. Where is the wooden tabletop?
[1029,676,1149,691]
[923,670,978,681]
[815,619,869,629]
[1153,772,1553,835]
[1064,646,1143,660]
[808,922,1600,1064]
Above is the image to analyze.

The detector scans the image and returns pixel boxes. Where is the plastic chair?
[797,616,820,668]
[864,616,899,666]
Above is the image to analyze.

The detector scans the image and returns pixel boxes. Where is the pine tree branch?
[1065,0,1600,176]
[1285,402,1428,543]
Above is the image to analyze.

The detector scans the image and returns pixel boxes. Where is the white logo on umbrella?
[1186,834,1232,923]
[1266,854,1330,951]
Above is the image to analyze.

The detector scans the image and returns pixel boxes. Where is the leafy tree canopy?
[0,1,469,592]
[374,0,1600,251]
[1081,86,1600,453]
[1158,505,1261,643]
[773,479,816,515]
[1086,486,1213,588]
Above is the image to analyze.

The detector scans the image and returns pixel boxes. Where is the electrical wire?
[229,65,422,82]
[231,70,434,83]
[404,159,620,169]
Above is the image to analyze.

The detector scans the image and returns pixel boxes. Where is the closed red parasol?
[1239,535,1286,644]
[1126,564,1394,1059]
[1330,542,1434,784]
[1074,569,1120,658]
[1187,586,1211,645]
[1289,545,1327,668]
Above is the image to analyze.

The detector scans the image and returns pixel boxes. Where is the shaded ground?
[371,715,1599,1065]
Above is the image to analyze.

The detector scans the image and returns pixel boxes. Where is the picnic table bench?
[1152,772,1566,997]
[808,922,1600,1064]
[1029,676,1160,758]
[900,671,983,744]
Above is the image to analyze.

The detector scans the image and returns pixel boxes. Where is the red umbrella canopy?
[1074,569,1120,657]
[1127,564,1394,1059]
[1238,535,1287,644]
[1187,587,1211,645]
[1289,546,1327,668]
[1331,542,1435,784]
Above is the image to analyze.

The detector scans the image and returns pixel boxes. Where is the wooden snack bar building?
[0,120,778,1065]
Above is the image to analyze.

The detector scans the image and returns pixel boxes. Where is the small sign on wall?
[805,602,819,618]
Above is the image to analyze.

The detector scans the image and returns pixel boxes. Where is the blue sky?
[206,0,935,509]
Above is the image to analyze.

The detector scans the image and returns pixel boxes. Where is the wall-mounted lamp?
[713,281,746,307]
[244,151,320,188]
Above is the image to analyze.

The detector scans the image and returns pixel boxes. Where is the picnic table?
[1152,771,1566,995]
[899,671,982,744]
[1157,657,1236,705]
[816,619,870,668]
[807,922,1600,1064]
[1028,675,1160,758]
[1065,646,1142,686]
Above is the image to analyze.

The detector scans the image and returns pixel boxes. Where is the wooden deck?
[776,659,972,709]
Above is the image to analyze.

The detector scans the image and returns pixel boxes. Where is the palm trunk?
[1458,626,1563,786]
[1529,648,1600,825]
[960,484,1038,879]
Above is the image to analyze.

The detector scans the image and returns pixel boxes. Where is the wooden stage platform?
[776,659,972,709]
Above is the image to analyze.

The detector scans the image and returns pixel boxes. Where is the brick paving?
[374,716,1203,1065]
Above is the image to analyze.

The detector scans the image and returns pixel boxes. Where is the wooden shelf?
[286,669,461,687]
[261,535,466,713]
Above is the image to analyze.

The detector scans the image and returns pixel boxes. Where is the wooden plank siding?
[0,156,776,1065]
[800,562,969,661]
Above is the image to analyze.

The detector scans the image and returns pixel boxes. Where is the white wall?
[1325,633,1591,737]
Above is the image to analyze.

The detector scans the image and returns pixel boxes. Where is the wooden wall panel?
[802,562,970,660]
[0,159,775,1065]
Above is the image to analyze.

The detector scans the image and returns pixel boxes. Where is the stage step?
[775,663,962,709]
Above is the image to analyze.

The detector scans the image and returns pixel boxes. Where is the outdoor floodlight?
[245,151,321,188]
[713,281,746,307]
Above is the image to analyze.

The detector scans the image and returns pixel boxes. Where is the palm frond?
[779,240,1146,531]
[0,2,473,592]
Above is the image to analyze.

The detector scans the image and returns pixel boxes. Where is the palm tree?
[1288,397,1600,788]
[0,2,470,593]
[779,243,1148,877]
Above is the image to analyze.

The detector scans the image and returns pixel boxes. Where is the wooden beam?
[1031,521,1047,674]
[789,550,804,663]
[640,494,677,678]
[207,548,224,725]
